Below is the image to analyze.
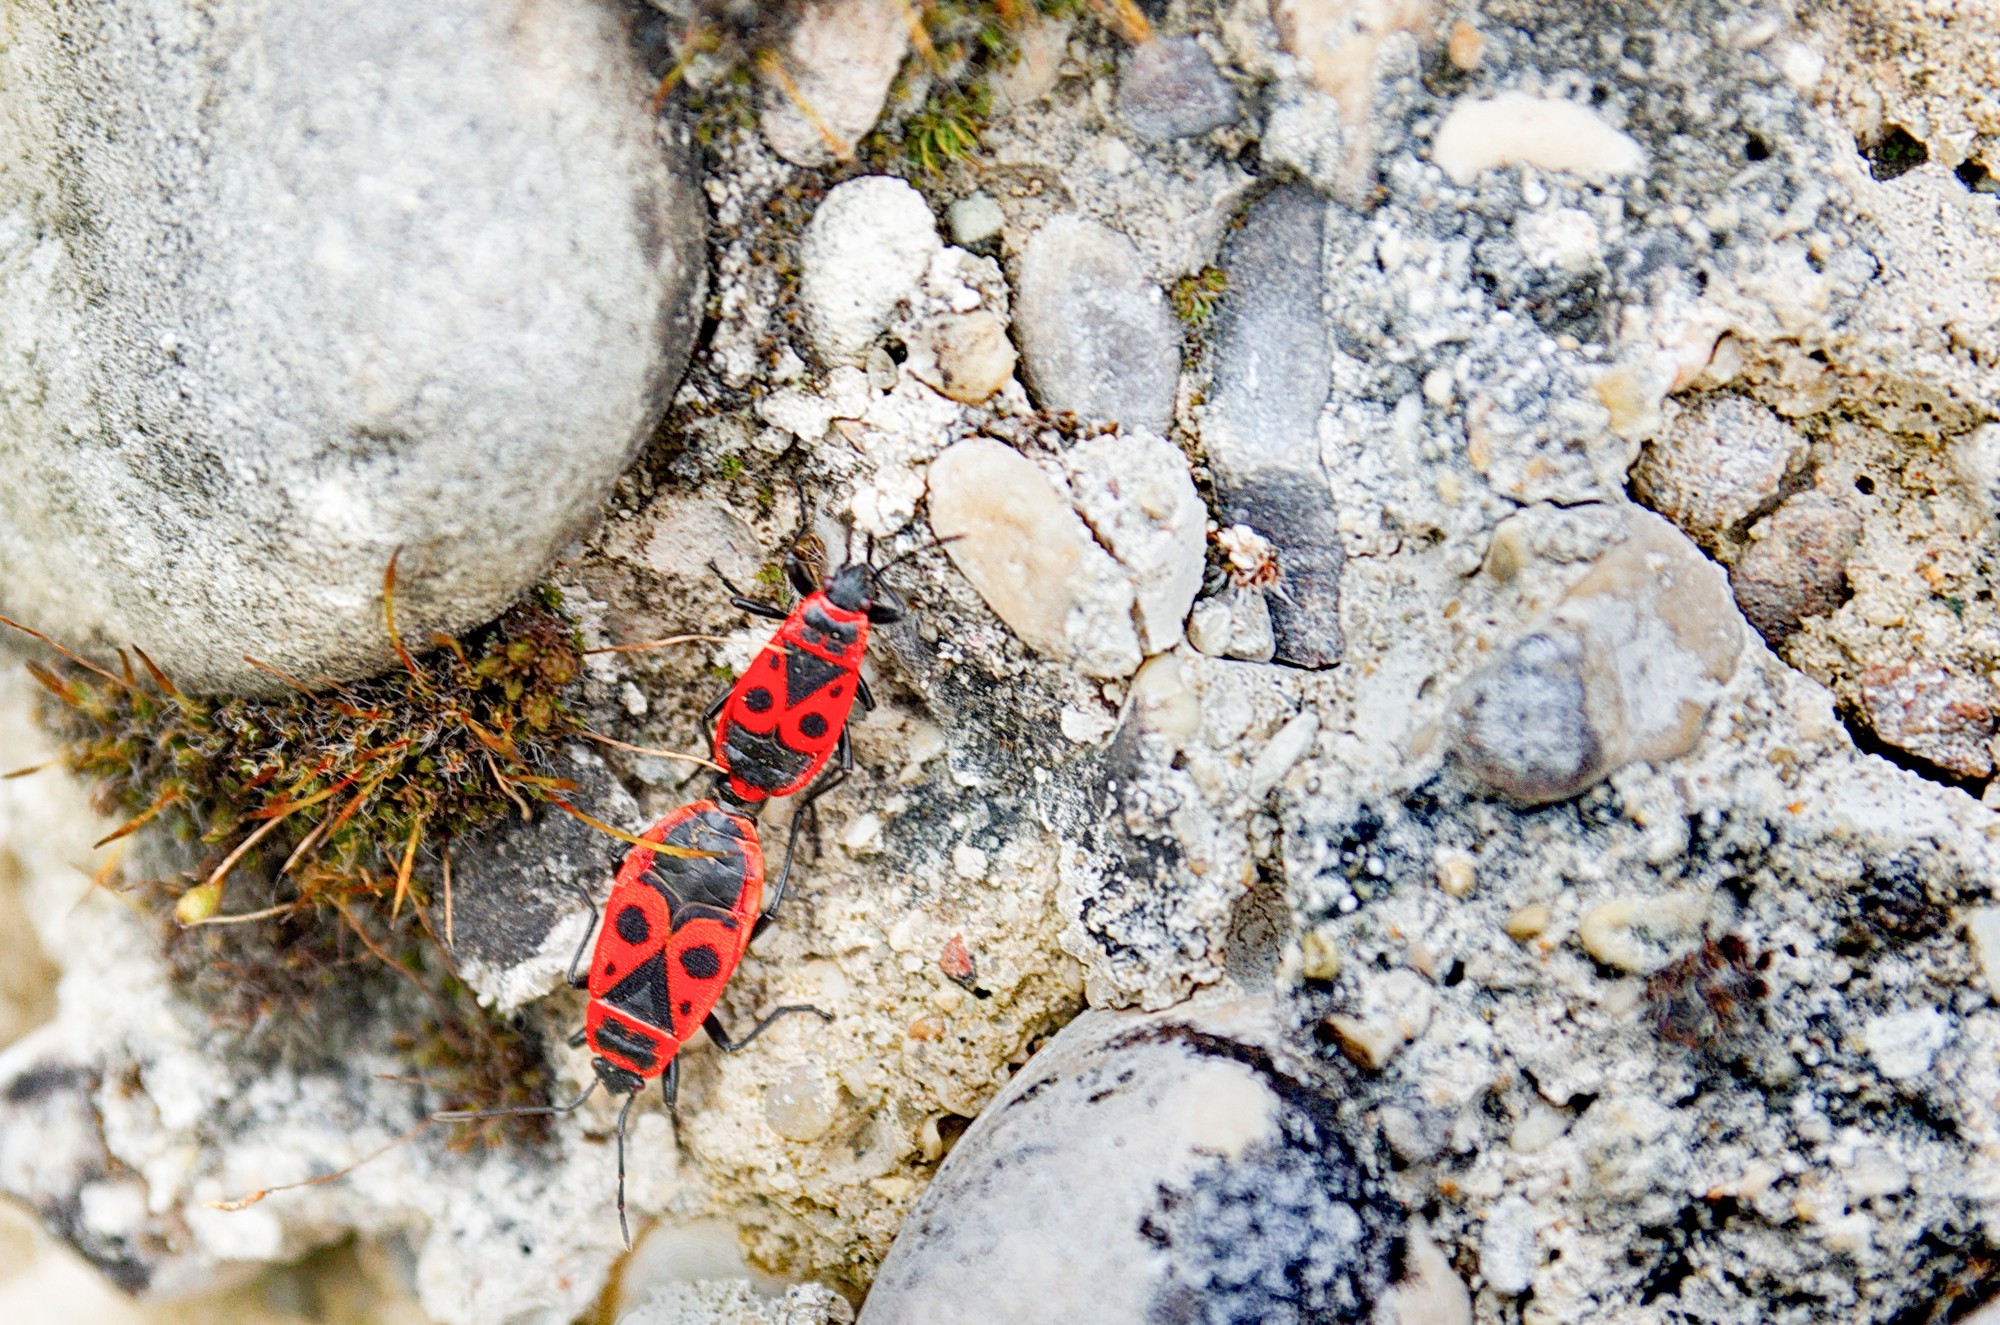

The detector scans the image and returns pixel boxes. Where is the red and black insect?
[436,796,825,1244]
[706,527,952,819]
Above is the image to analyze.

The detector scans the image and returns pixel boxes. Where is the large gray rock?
[0,0,705,694]
[861,998,1402,1325]
[1012,217,1179,432]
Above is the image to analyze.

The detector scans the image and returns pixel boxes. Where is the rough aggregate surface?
[5,0,2000,1322]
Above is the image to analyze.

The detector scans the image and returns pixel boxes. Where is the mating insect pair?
[439,523,933,1243]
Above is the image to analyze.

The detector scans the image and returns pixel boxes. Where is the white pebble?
[1432,92,1646,185]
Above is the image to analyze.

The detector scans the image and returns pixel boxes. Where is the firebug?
[437,794,826,1244]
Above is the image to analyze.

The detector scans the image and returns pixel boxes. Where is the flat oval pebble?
[1011,217,1179,431]
[0,0,705,693]
[928,438,1142,677]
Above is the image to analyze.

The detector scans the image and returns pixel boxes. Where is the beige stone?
[927,438,1143,677]
[907,310,1016,405]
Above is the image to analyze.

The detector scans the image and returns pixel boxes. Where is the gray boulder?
[0,0,705,693]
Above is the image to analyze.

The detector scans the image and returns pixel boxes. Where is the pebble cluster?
[2,0,1999,1323]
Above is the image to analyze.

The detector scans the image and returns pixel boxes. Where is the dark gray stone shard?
[1207,185,1332,482]
[1217,471,1345,670]
[1205,186,1343,669]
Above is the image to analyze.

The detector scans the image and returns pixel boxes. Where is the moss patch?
[14,580,601,1137]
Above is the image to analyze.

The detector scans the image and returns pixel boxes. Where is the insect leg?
[568,1026,588,1048]
[662,1057,681,1147]
[703,1004,833,1053]
[707,559,789,620]
[614,1089,639,1249]
[854,672,876,713]
[756,740,850,937]
[564,877,600,991]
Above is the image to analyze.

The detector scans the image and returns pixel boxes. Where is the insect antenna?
[614,1089,640,1248]
[432,1076,602,1124]
[874,534,964,580]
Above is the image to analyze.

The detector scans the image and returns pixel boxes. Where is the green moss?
[904,82,990,176]
[1171,266,1229,327]
[25,586,595,1134]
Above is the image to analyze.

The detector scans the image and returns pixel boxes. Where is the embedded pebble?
[765,1065,838,1143]
[1434,849,1477,898]
[1186,587,1277,662]
[1454,512,1741,804]
[757,0,909,167]
[1205,185,1329,482]
[1858,660,1996,779]
[1065,431,1206,654]
[1129,652,1204,741]
[1431,92,1647,184]
[1730,492,1863,647]
[1248,711,1320,798]
[1299,927,1342,981]
[1513,207,1603,273]
[860,998,1401,1325]
[906,310,1017,404]
[1451,632,1603,805]
[0,0,706,692]
[1504,904,1554,942]
[1012,217,1179,431]
[927,438,1143,677]
[1478,1196,1538,1296]
[1378,1228,1473,1325]
[1575,892,1712,974]
[1629,396,1811,552]
[799,177,941,365]
[1965,909,2000,993]
[1117,36,1239,142]
[1549,512,1743,766]
[1861,1009,1951,1081]
[947,193,1006,248]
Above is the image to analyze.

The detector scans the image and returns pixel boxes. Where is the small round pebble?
[1730,491,1862,646]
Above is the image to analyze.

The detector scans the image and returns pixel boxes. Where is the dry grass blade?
[25,660,81,706]
[205,1117,436,1211]
[183,901,305,929]
[382,551,431,692]
[577,728,720,771]
[756,48,849,158]
[130,646,182,700]
[391,815,424,922]
[194,809,297,908]
[581,633,726,655]
[0,613,132,689]
[2,761,54,780]
[540,792,723,856]
[93,786,181,848]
